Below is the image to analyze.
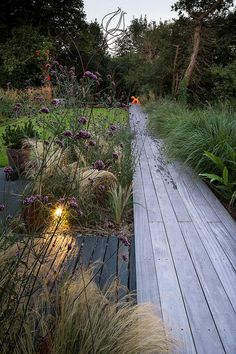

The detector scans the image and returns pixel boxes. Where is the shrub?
[2,121,39,149]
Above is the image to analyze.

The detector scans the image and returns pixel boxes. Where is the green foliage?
[147,100,236,198]
[200,150,236,204]
[109,183,133,225]
[210,60,236,102]
[0,26,54,87]
[2,121,39,149]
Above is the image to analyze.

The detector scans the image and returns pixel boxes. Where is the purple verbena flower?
[88,140,96,146]
[51,98,61,106]
[23,194,48,206]
[76,130,91,139]
[107,221,114,229]
[98,184,105,192]
[77,209,83,217]
[69,197,79,209]
[110,124,117,132]
[43,196,49,203]
[63,130,73,138]
[122,254,128,262]
[40,107,50,114]
[58,198,65,204]
[83,71,98,81]
[0,204,5,211]
[93,160,105,171]
[118,235,131,247]
[4,166,14,174]
[78,116,87,125]
[112,152,119,160]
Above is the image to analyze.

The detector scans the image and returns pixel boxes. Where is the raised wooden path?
[130,104,236,354]
[0,169,136,294]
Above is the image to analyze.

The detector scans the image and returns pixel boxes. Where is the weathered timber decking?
[130,104,236,354]
[0,169,136,294]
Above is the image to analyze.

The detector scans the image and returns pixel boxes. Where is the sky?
[84,0,177,26]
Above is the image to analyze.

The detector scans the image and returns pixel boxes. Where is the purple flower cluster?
[58,197,83,217]
[23,195,49,206]
[40,107,50,114]
[74,130,91,140]
[63,130,73,138]
[98,184,105,192]
[108,124,118,136]
[4,166,14,175]
[112,152,119,160]
[0,204,5,212]
[110,124,118,132]
[118,234,131,247]
[13,103,22,113]
[88,140,96,146]
[122,254,128,262]
[78,116,87,125]
[69,197,79,209]
[83,71,98,81]
[51,98,61,106]
[93,160,105,171]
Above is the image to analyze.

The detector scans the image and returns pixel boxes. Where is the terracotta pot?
[7,147,30,174]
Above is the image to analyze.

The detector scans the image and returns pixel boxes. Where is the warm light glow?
[54,207,63,217]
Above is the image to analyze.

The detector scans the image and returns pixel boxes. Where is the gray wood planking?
[131,104,236,354]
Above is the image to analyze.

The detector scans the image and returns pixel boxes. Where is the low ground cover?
[147,99,236,208]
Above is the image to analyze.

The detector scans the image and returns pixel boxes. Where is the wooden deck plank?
[169,165,236,311]
[149,222,196,353]
[130,104,236,354]
[208,222,236,269]
[180,221,236,353]
[144,142,225,353]
[81,235,98,269]
[128,238,136,293]
[99,236,118,288]
[117,239,129,298]
[148,139,191,222]
[133,162,161,309]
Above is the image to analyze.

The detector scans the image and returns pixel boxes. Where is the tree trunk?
[184,24,202,86]
[172,45,180,97]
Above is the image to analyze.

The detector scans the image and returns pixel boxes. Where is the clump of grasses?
[147,100,236,174]
[18,268,174,354]
[109,183,133,225]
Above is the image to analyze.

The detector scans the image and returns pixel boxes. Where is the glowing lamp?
[54,207,63,218]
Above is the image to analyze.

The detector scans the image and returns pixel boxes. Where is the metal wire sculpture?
[101,8,127,53]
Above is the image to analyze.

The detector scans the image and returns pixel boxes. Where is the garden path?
[130,104,236,354]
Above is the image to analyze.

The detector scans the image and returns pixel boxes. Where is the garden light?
[54,207,63,218]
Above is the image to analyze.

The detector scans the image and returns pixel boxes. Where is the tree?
[0,0,86,41]
[172,0,234,87]
[0,26,54,87]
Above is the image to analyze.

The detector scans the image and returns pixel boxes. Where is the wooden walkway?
[0,170,136,295]
[130,104,236,354]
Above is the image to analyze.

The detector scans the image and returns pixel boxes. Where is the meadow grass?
[147,100,236,174]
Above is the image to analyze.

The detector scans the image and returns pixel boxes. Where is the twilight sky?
[84,0,177,26]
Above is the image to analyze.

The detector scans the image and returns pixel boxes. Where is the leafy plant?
[109,183,133,225]
[199,150,236,203]
[2,120,39,149]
